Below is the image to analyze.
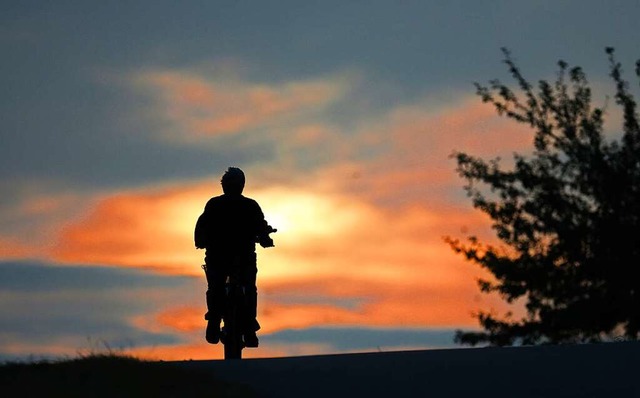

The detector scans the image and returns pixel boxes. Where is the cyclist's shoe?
[244,332,259,348]
[206,321,221,344]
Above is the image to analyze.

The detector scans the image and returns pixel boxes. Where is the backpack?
[194,213,209,249]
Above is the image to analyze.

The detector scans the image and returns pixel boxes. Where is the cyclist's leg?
[204,253,226,321]
[240,252,260,332]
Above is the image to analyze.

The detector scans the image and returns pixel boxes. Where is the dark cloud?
[0,96,268,192]
[1,2,276,193]
[0,261,194,292]
[4,0,637,194]
[263,327,458,352]
[0,261,201,361]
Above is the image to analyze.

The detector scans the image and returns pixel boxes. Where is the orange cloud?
[155,306,203,333]
[128,303,335,360]
[135,70,348,139]
[0,190,89,260]
[387,97,532,156]
[324,98,532,207]
[0,236,32,259]
[46,175,510,339]
[52,183,208,274]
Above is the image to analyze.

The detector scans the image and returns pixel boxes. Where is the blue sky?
[1,1,639,360]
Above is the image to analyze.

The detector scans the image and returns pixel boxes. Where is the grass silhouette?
[0,352,254,397]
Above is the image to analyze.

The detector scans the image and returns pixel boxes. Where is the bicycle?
[203,227,277,360]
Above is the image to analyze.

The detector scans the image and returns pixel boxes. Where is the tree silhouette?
[448,48,640,346]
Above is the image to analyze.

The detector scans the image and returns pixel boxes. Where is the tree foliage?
[449,48,640,346]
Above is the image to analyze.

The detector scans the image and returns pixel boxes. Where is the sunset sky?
[2,1,639,361]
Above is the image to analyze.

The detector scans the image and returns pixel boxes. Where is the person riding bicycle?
[194,167,275,348]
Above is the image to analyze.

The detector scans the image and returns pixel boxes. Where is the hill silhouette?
[181,342,639,397]
[0,354,252,397]
[2,342,638,397]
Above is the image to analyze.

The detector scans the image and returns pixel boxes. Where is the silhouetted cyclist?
[194,167,275,347]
